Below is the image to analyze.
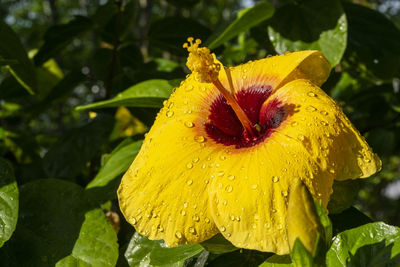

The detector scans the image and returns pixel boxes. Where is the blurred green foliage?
[1,0,400,266]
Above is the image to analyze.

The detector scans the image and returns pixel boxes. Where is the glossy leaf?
[0,20,36,94]
[326,222,400,266]
[207,1,274,49]
[268,0,347,66]
[343,3,400,80]
[124,232,198,267]
[34,16,93,66]
[76,79,175,110]
[0,158,18,247]
[1,179,118,266]
[43,115,114,179]
[200,234,238,254]
[290,239,313,267]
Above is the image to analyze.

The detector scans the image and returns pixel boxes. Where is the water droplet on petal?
[183,202,188,208]
[220,226,226,232]
[297,134,305,141]
[185,85,194,91]
[192,157,199,163]
[306,106,317,112]
[192,215,200,222]
[225,185,233,193]
[158,226,164,232]
[131,217,137,225]
[228,175,235,181]
[282,168,287,172]
[186,163,193,169]
[220,155,226,160]
[307,92,316,97]
[180,210,186,216]
[175,231,182,239]
[185,121,194,128]
[272,176,279,183]
[251,184,258,189]
[166,110,174,117]
[189,227,196,234]
[291,121,298,127]
[320,121,328,126]
[320,110,328,116]
[186,179,193,185]
[282,190,288,197]
[204,179,209,184]
[194,135,205,143]
[205,218,210,223]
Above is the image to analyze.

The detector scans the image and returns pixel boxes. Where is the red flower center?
[205,85,284,148]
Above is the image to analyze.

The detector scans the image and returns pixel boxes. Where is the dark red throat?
[205,85,285,148]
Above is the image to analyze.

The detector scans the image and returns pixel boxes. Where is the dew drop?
[192,157,199,163]
[131,217,137,225]
[225,185,233,193]
[363,157,371,163]
[192,215,200,222]
[272,176,279,183]
[307,92,316,97]
[317,193,322,197]
[183,202,188,208]
[220,226,226,232]
[282,190,288,197]
[186,179,193,185]
[306,106,317,112]
[180,210,186,216]
[220,155,226,160]
[320,121,328,126]
[175,231,183,239]
[291,121,298,127]
[158,226,164,232]
[217,171,225,177]
[204,180,209,184]
[185,85,194,91]
[205,218,210,223]
[320,110,328,116]
[189,227,196,234]
[166,110,174,117]
[252,223,257,229]
[194,135,205,143]
[186,163,193,169]
[297,134,305,141]
[282,168,287,172]
[329,169,335,174]
[185,121,194,128]
[228,175,235,181]
[251,184,258,189]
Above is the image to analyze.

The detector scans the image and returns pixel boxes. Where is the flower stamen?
[183,37,257,138]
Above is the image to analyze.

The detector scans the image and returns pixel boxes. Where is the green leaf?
[200,234,238,254]
[328,180,361,214]
[290,239,313,267]
[34,16,93,66]
[87,140,142,189]
[124,232,191,267]
[260,254,292,267]
[0,20,36,94]
[207,249,269,266]
[268,0,347,66]
[43,115,114,179]
[0,158,18,247]
[343,3,400,80]
[76,79,175,111]
[150,243,204,266]
[326,222,400,267]
[207,1,275,49]
[1,179,118,266]
[148,17,211,55]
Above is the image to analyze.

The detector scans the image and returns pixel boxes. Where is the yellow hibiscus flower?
[118,38,381,255]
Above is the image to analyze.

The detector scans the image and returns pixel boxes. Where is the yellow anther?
[183,37,220,83]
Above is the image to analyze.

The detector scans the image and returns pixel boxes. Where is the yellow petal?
[287,179,323,254]
[208,79,380,254]
[217,50,331,94]
[118,75,220,246]
[269,79,381,184]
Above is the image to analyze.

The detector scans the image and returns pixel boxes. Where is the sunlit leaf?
[76,79,175,110]
[207,1,274,49]
[326,222,400,266]
[268,0,347,66]
[0,158,18,248]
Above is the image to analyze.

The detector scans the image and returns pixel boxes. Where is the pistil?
[183,37,258,139]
